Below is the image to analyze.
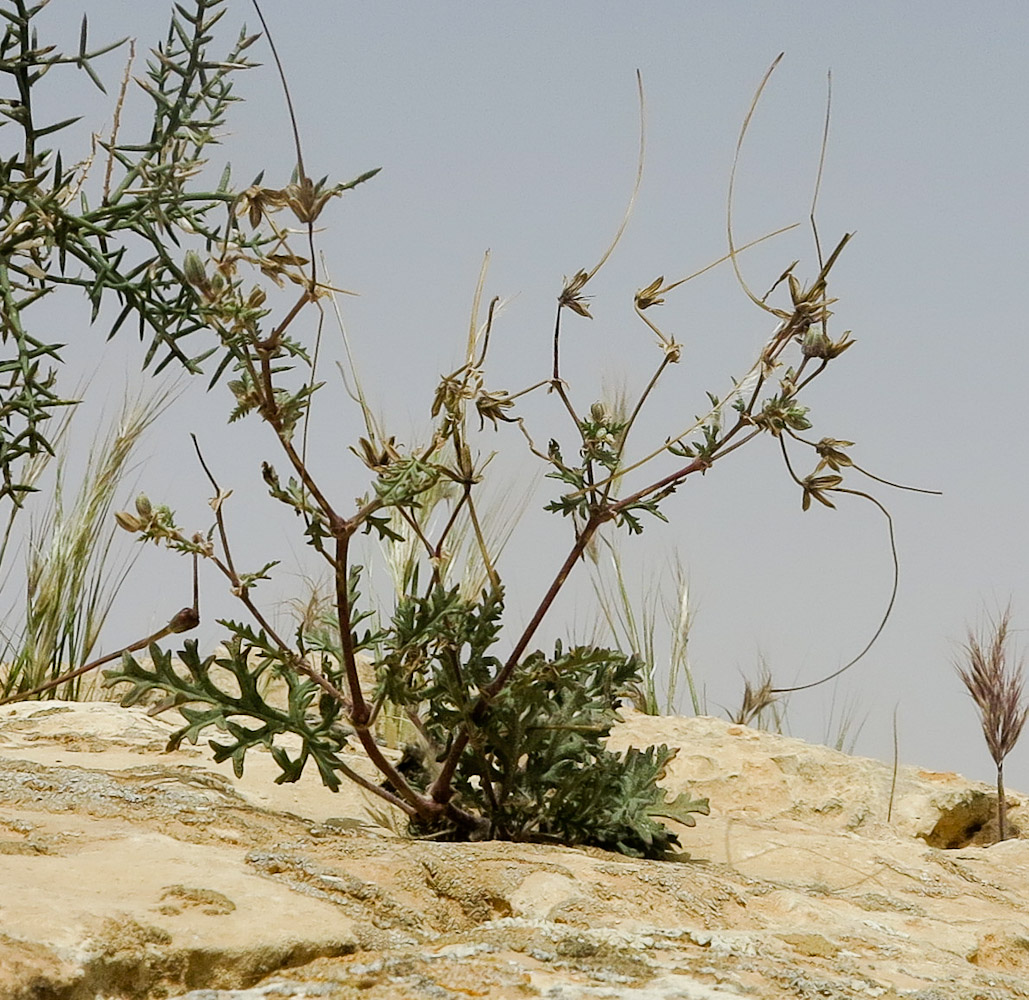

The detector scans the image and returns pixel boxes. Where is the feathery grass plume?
[1,388,174,700]
[585,532,656,712]
[728,670,779,727]
[955,607,1028,842]
[664,555,700,714]
[585,534,699,715]
[0,407,78,692]
[372,448,534,603]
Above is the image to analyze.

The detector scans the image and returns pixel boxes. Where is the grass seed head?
[956,608,1028,769]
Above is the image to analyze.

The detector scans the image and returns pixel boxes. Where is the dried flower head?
[956,607,1028,842]
[957,609,1028,770]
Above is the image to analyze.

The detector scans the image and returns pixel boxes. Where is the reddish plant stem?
[426,734,466,807]
[0,613,197,707]
[428,508,609,805]
[186,445,355,711]
[329,756,418,817]
[332,532,368,725]
[247,300,341,523]
[429,451,716,808]
[248,295,436,815]
[269,417,341,525]
[550,305,581,428]
[601,353,673,506]
[267,289,311,346]
[608,454,711,516]
[490,512,608,699]
[332,530,438,815]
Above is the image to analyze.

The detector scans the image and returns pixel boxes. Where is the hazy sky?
[19,2,1029,793]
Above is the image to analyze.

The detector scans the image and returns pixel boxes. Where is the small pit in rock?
[919,792,1022,849]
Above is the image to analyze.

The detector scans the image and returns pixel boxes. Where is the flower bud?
[182,250,207,289]
[801,327,832,359]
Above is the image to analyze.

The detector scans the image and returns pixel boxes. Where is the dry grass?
[956,607,1028,842]
[585,533,699,716]
[0,388,174,700]
[729,673,778,728]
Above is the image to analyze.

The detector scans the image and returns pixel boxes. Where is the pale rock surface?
[2,701,1028,999]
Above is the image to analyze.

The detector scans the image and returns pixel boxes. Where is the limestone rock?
[606,711,1028,846]
[2,701,1028,999]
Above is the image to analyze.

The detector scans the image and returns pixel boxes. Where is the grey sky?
[22,2,1029,792]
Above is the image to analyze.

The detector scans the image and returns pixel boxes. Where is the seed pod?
[115,511,144,533]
